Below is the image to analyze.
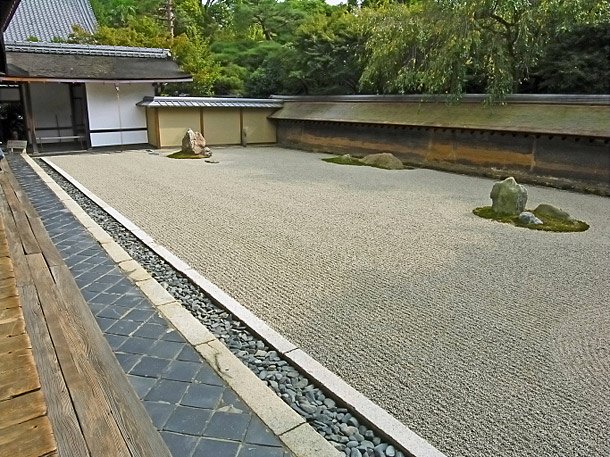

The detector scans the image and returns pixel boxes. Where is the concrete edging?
[35,154,447,457]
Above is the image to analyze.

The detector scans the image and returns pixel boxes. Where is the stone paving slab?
[8,155,294,457]
[45,147,610,457]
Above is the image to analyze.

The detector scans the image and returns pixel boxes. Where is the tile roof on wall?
[137,97,284,109]
[4,0,97,42]
[5,41,170,58]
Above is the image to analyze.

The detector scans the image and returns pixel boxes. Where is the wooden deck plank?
[2,162,171,457]
[0,180,40,256]
[0,390,47,430]
[2,163,65,268]
[52,264,173,457]
[27,253,132,457]
[0,239,9,258]
[0,281,18,297]
[19,284,90,457]
[0,196,33,289]
[0,295,21,311]
[0,360,40,401]
[0,333,31,354]
[0,287,18,301]
[0,257,14,280]
[1,347,34,366]
[0,318,25,337]
[0,305,21,324]
[29,217,65,268]
[0,415,56,457]
[0,173,58,457]
[3,163,41,221]
[0,276,17,288]
[1,175,74,457]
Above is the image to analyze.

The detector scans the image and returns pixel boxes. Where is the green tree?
[90,0,161,27]
[208,0,336,96]
[244,48,294,96]
[233,0,330,42]
[528,23,610,94]
[287,10,365,94]
[361,0,610,98]
[69,17,220,95]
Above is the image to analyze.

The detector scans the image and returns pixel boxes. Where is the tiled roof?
[137,96,284,109]
[5,41,170,58]
[5,50,191,82]
[4,0,97,41]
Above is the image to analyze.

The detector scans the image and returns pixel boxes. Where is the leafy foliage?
[361,0,610,99]
[85,0,610,98]
[69,16,220,95]
[288,10,364,94]
[528,23,610,94]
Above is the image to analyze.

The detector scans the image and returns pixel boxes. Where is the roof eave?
[0,76,193,84]
[137,96,284,109]
[1,0,21,32]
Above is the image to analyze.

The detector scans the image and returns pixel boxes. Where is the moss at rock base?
[167,151,205,159]
[473,206,589,232]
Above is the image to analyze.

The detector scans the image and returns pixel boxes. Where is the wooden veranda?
[0,159,171,457]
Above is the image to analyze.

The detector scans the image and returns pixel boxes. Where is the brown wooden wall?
[276,120,610,195]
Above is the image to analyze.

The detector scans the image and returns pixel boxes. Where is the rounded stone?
[518,211,543,225]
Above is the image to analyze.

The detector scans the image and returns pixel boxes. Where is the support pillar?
[20,82,38,153]
[0,33,6,74]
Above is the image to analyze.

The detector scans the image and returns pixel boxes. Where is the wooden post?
[19,82,38,154]
[0,33,6,74]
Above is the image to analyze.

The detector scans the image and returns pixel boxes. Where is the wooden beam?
[19,284,90,457]
[52,264,173,457]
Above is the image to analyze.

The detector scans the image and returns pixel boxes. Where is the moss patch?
[167,151,205,159]
[322,155,367,167]
[473,206,589,232]
[322,155,415,170]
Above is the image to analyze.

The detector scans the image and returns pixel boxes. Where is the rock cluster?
[486,178,583,228]
[40,162,407,457]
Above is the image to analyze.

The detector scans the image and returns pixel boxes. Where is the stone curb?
[24,154,339,457]
[37,155,447,457]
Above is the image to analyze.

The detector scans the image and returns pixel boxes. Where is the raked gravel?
[48,147,610,457]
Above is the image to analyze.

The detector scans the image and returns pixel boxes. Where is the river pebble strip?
[37,160,406,457]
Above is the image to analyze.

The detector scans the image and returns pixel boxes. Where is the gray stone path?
[47,147,610,457]
[9,155,292,457]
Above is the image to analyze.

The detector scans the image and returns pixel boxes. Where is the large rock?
[181,129,209,156]
[490,177,528,216]
[360,153,404,170]
[534,204,572,221]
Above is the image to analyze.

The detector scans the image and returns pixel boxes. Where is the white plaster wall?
[86,83,153,147]
[30,83,73,141]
